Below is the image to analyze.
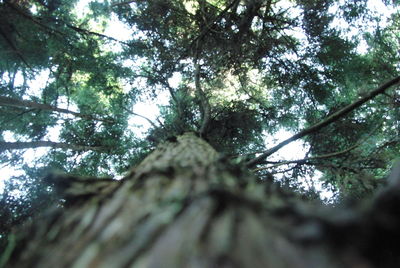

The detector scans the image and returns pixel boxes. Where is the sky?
[0,0,397,199]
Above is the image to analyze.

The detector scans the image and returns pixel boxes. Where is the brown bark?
[2,133,400,267]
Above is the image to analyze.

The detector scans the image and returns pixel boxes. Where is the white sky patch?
[45,124,62,141]
[9,69,52,98]
[22,148,49,163]
[127,90,171,137]
[104,13,134,42]
[0,167,24,194]
[74,0,92,18]
[3,131,16,142]
[122,58,139,68]
[265,129,308,162]
[30,3,38,14]
[27,70,51,97]
[0,148,46,195]
[57,96,79,113]
[367,0,396,22]
[11,71,25,87]
[263,129,335,200]
[126,71,181,137]
[168,72,182,89]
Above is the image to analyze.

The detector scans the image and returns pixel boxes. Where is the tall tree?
[1,0,400,266]
[3,133,400,267]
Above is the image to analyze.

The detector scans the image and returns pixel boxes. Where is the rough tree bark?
[2,133,400,267]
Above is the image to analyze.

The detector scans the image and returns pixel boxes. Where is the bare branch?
[110,0,137,7]
[64,23,131,46]
[0,96,114,123]
[190,0,241,49]
[253,122,383,172]
[5,1,64,36]
[124,107,161,129]
[246,76,400,167]
[0,141,108,152]
[194,61,211,137]
[253,142,362,172]
[7,1,130,47]
[139,69,179,105]
[0,27,31,68]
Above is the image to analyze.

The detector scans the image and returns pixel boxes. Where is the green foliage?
[1,0,400,243]
[206,102,266,155]
[0,173,57,252]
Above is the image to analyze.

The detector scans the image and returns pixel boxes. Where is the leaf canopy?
[0,0,399,244]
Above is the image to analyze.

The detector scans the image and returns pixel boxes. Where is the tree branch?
[63,23,131,46]
[0,26,31,68]
[246,76,400,167]
[190,0,241,49]
[0,96,113,123]
[252,141,362,172]
[0,141,107,152]
[139,69,179,105]
[5,1,64,36]
[124,107,161,129]
[194,61,211,137]
[253,122,383,172]
[110,0,137,7]
[7,1,130,47]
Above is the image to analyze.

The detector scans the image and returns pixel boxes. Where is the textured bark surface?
[2,133,400,267]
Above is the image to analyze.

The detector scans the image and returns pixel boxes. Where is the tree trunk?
[2,133,400,267]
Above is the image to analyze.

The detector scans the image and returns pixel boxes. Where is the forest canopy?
[0,0,399,248]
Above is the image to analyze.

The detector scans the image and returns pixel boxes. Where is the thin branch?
[139,69,179,105]
[238,76,270,110]
[258,164,300,176]
[0,27,31,68]
[194,60,211,137]
[253,142,362,172]
[161,80,179,106]
[7,1,130,48]
[5,1,64,36]
[253,122,383,172]
[110,0,137,7]
[124,107,161,129]
[0,96,114,123]
[246,76,400,167]
[190,0,241,51]
[270,165,299,175]
[63,23,131,46]
[0,141,108,152]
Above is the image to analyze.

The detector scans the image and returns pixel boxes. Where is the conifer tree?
[1,0,400,267]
